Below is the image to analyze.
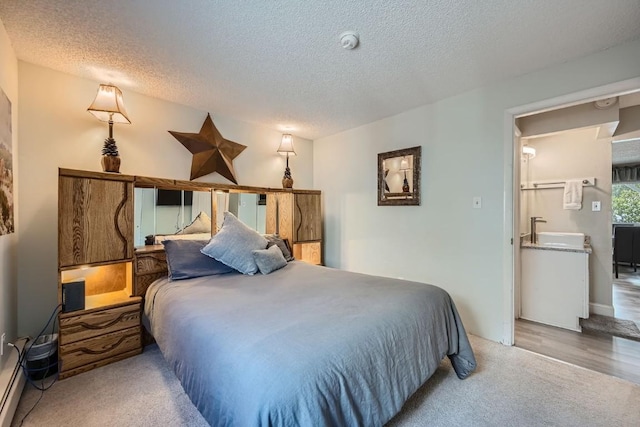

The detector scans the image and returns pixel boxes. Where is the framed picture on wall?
[377,146,421,206]
[0,86,14,235]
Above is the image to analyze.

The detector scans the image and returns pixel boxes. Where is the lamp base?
[101,155,121,173]
[282,177,293,189]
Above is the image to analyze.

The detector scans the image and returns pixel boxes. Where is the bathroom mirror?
[378,146,421,206]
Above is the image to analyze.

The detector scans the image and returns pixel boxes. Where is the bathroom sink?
[536,232,585,249]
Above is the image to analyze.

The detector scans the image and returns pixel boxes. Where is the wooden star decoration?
[169,113,247,183]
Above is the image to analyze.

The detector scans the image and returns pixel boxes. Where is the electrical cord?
[18,389,43,427]
[7,340,39,427]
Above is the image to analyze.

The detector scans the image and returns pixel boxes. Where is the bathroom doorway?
[505,80,640,384]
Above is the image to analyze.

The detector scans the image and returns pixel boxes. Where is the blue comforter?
[145,261,476,426]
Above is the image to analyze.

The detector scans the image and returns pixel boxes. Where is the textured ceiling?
[1,0,640,140]
[612,140,640,165]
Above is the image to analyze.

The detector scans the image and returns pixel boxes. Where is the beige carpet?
[13,335,640,427]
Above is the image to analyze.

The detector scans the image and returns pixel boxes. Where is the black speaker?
[62,280,85,313]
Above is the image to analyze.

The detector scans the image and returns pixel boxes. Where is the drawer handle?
[76,312,134,330]
[77,335,129,355]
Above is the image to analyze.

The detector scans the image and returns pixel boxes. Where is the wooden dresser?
[58,169,142,379]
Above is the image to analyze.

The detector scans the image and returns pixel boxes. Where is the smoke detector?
[340,31,359,50]
[594,97,618,110]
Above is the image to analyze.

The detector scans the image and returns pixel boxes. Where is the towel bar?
[520,177,596,191]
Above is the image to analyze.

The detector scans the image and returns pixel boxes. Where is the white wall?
[17,62,313,337]
[521,128,612,308]
[0,18,18,375]
[314,38,640,342]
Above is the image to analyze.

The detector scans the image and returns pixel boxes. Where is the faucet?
[530,216,546,244]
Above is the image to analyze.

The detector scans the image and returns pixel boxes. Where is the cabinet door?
[293,194,321,242]
[59,176,133,267]
[265,193,294,242]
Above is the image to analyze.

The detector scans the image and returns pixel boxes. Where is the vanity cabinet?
[266,191,322,265]
[58,169,141,379]
[520,246,589,332]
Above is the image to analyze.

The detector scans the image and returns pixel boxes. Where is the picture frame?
[377,146,421,206]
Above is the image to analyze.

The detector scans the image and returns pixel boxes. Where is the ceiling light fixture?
[594,97,618,110]
[340,31,359,50]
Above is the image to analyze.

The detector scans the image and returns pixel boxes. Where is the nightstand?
[58,296,142,379]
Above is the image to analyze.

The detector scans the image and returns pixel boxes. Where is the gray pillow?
[201,212,268,275]
[252,245,287,275]
[163,240,233,280]
[264,234,294,262]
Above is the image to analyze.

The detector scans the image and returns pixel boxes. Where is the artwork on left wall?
[0,86,14,235]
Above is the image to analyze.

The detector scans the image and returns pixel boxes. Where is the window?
[612,183,640,223]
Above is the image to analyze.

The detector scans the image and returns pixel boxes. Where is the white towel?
[563,180,582,210]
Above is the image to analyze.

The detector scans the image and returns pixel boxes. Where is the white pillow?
[201,212,268,275]
[179,211,211,234]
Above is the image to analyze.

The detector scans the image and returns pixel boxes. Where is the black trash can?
[25,334,58,380]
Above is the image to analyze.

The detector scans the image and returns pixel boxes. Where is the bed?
[143,260,476,426]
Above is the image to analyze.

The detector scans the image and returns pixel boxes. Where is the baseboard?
[0,342,25,427]
[589,303,614,317]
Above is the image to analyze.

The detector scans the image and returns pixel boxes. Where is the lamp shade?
[277,134,296,155]
[87,84,131,124]
[399,157,410,171]
[522,146,536,158]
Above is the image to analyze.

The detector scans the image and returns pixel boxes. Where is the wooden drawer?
[293,242,322,265]
[59,303,141,345]
[59,326,141,372]
[135,251,167,275]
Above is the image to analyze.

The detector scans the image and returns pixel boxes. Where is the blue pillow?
[201,212,268,275]
[163,240,233,280]
[252,245,288,275]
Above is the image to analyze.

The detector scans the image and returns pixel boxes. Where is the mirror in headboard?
[134,188,213,247]
[135,186,269,247]
[213,191,267,234]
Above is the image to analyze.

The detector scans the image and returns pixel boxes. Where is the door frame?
[502,77,640,345]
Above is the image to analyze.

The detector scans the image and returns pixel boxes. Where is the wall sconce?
[399,157,411,193]
[522,145,536,160]
[87,84,131,173]
[277,134,296,188]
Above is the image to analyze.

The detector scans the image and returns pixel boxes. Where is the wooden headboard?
[130,173,322,299]
[133,245,168,298]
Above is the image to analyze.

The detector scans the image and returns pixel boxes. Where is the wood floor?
[515,266,640,385]
[612,267,640,325]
